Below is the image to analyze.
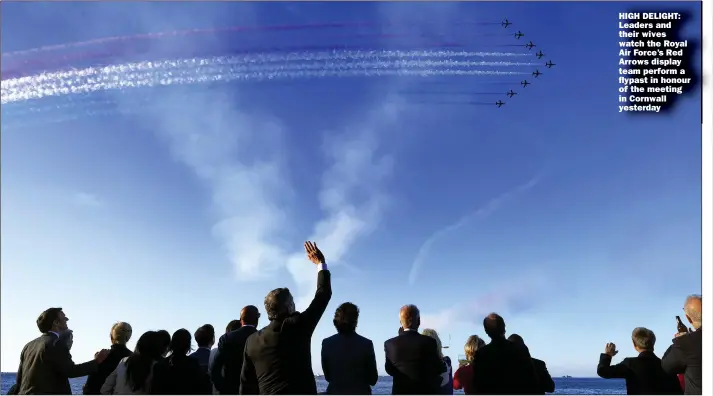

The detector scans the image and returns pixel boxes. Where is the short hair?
[632,327,656,350]
[684,294,702,327]
[226,320,241,333]
[194,324,215,348]
[264,287,294,321]
[111,322,133,344]
[241,306,260,326]
[37,308,63,333]
[464,335,485,361]
[400,305,420,330]
[483,313,506,338]
[421,329,443,358]
[170,328,193,356]
[333,302,359,334]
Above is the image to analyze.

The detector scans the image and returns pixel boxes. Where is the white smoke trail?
[2,66,528,104]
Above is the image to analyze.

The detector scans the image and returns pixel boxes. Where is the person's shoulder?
[384,335,399,346]
[323,333,339,344]
[532,357,546,367]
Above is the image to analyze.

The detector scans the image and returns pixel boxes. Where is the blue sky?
[1,1,703,377]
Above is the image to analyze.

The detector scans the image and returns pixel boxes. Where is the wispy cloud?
[408,175,543,285]
[420,271,549,331]
[73,192,103,208]
[289,96,405,308]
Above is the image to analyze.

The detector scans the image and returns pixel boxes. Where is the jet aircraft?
[532,69,542,78]
[545,60,556,68]
[535,50,544,59]
[507,90,517,98]
[525,41,536,50]
[501,18,511,27]
[514,31,524,39]
[521,80,531,87]
[496,100,505,107]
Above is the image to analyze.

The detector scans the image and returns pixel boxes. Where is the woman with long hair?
[453,335,486,394]
[100,331,161,394]
[150,329,212,394]
[422,329,453,395]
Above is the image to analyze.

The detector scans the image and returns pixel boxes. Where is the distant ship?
[562,375,572,378]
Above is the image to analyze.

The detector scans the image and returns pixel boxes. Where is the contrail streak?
[409,101,495,105]
[2,66,527,104]
[407,174,542,285]
[400,91,506,95]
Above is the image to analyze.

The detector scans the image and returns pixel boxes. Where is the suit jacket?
[384,330,445,395]
[100,356,154,395]
[597,351,682,395]
[83,344,133,394]
[661,330,703,395]
[469,338,539,395]
[211,326,258,394]
[321,332,378,394]
[190,348,212,373]
[150,354,212,394]
[532,358,555,394]
[16,332,98,394]
[240,269,332,395]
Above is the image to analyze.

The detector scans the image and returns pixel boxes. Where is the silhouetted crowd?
[8,242,704,395]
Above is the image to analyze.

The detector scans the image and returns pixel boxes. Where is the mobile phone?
[676,316,688,333]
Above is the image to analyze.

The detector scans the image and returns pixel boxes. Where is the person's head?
[225,320,241,334]
[169,328,193,356]
[421,329,444,359]
[464,335,486,362]
[240,305,261,327]
[483,313,506,339]
[333,302,359,334]
[194,324,215,349]
[126,331,162,391]
[59,329,74,350]
[399,305,420,331]
[631,327,656,352]
[110,322,133,345]
[507,333,529,353]
[264,287,296,321]
[156,330,171,357]
[684,294,702,329]
[37,307,69,333]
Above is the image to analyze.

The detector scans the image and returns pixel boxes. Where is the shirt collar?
[49,331,60,338]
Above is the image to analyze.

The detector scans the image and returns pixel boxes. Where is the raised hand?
[94,349,110,363]
[604,342,618,357]
[305,241,325,265]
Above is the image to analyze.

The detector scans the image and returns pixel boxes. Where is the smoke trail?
[408,100,496,105]
[2,67,527,104]
[399,91,506,95]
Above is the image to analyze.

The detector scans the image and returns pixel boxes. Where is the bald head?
[241,305,260,327]
[684,295,702,329]
[483,313,506,339]
[400,305,420,330]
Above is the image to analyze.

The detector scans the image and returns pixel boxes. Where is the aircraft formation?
[487,17,555,109]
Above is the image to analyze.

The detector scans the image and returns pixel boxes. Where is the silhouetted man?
[508,334,554,394]
[212,307,260,394]
[240,241,332,394]
[15,308,110,394]
[321,302,378,394]
[210,320,241,394]
[598,327,682,395]
[662,295,703,395]
[470,313,539,394]
[384,305,444,394]
[191,324,215,372]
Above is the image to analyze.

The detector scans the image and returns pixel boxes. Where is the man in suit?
[598,327,682,395]
[384,305,444,395]
[191,324,215,372]
[507,334,555,394]
[470,313,539,394]
[321,302,378,394]
[240,241,332,395]
[15,307,110,394]
[212,307,260,394]
[662,295,703,395]
[209,320,241,394]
